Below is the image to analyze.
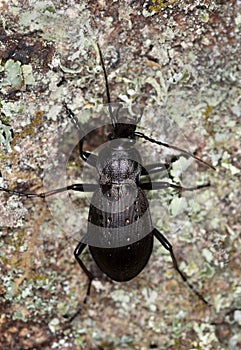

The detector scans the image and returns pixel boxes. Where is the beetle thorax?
[100,158,141,185]
[97,140,142,187]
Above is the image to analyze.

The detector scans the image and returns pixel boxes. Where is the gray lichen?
[0,0,240,349]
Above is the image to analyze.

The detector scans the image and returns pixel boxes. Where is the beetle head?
[109,105,142,140]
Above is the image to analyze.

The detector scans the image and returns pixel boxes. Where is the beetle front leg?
[63,103,97,166]
[141,163,169,175]
[153,228,210,306]
[141,154,188,176]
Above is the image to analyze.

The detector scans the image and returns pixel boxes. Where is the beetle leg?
[65,242,95,322]
[140,181,210,191]
[63,102,97,166]
[0,183,97,198]
[135,131,215,170]
[141,163,169,175]
[153,228,211,306]
[141,154,190,175]
[74,242,94,301]
[66,242,94,322]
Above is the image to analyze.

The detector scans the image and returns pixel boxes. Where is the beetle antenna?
[97,43,117,128]
[135,131,215,170]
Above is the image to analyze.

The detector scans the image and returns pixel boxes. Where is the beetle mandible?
[0,43,215,317]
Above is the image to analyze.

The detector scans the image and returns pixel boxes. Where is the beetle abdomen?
[86,186,153,248]
[89,233,153,281]
[86,185,154,280]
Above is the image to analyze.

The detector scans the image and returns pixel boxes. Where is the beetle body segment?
[89,138,152,244]
[86,137,154,281]
[89,233,153,282]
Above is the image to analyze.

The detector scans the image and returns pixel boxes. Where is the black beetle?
[0,44,215,317]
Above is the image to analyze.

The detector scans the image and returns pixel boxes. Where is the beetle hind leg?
[153,228,211,306]
[65,242,94,322]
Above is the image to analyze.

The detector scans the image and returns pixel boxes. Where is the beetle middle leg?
[0,183,98,198]
[140,181,210,192]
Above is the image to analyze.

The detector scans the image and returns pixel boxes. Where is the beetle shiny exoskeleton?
[0,43,215,319]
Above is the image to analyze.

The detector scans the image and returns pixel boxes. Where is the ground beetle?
[0,43,215,317]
